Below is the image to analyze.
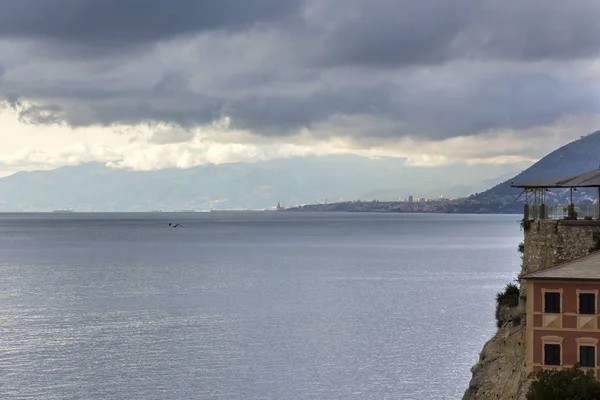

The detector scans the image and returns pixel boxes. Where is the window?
[580,346,596,367]
[579,293,596,314]
[544,292,561,313]
[544,344,561,365]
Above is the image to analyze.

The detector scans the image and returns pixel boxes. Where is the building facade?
[522,252,600,378]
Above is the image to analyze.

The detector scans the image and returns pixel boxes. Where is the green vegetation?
[496,283,519,303]
[518,242,525,265]
[526,365,600,399]
[495,283,520,328]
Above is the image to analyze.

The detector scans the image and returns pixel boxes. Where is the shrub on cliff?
[495,283,520,328]
[496,283,519,303]
[526,365,600,399]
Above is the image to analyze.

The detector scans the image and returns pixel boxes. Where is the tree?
[527,365,600,400]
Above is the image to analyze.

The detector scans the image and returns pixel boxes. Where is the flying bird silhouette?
[169,223,183,227]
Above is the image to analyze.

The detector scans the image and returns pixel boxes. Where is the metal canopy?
[512,168,600,189]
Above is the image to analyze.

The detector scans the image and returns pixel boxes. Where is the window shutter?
[579,293,596,314]
[544,344,561,365]
[545,292,561,313]
[580,346,596,367]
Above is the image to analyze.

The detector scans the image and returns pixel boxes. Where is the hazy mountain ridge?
[3,130,599,213]
[0,155,525,212]
[472,130,600,211]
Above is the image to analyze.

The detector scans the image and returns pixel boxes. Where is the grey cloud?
[1,0,600,144]
[467,0,600,61]
[307,0,475,67]
[66,96,224,128]
[2,0,599,63]
[226,72,598,139]
[0,0,302,52]
[9,68,596,142]
[226,84,394,134]
[390,73,599,139]
[307,0,600,67]
[221,70,289,91]
[17,103,65,125]
[149,128,196,145]
[1,97,64,124]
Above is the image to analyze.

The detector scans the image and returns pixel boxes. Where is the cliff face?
[463,219,600,400]
[462,307,527,400]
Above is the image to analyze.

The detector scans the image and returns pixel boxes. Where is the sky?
[1,0,600,177]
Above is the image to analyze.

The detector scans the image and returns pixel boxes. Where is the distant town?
[280,195,516,214]
[403,194,459,203]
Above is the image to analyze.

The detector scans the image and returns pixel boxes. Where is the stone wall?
[522,220,600,274]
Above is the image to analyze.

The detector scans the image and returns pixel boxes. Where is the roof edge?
[519,249,600,280]
[511,168,600,189]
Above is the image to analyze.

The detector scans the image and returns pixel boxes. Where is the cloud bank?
[0,0,599,172]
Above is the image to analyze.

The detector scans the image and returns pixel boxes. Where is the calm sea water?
[0,212,522,400]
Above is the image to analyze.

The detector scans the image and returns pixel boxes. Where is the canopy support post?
[568,188,576,219]
[597,187,600,220]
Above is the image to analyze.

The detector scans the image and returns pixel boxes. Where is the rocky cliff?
[462,305,527,400]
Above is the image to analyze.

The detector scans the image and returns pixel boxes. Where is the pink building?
[521,252,600,377]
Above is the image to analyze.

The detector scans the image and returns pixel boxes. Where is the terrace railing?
[528,204,598,220]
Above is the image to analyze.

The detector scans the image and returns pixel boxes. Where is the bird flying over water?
[169,223,183,227]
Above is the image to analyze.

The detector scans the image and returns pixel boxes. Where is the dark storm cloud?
[2,0,599,63]
[308,0,600,67]
[0,0,302,50]
[307,0,475,67]
[218,72,598,139]
[14,70,593,141]
[227,84,395,134]
[392,73,599,138]
[468,0,600,61]
[0,0,599,140]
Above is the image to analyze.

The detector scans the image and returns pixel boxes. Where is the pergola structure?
[511,168,600,220]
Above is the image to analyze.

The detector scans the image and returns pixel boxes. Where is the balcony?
[511,168,600,221]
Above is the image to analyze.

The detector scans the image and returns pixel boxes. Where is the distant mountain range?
[0,155,526,212]
[3,130,598,213]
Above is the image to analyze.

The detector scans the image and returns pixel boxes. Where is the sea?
[0,212,522,400]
